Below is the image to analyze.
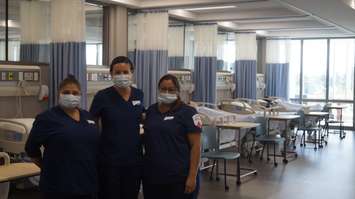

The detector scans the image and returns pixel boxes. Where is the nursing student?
[90,56,145,199]
[143,74,202,199]
[25,75,99,199]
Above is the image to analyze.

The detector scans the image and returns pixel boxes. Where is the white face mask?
[59,94,81,109]
[157,92,178,104]
[113,74,133,88]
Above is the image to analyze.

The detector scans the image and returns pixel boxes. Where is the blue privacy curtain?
[193,25,218,103]
[168,26,185,70]
[131,12,169,107]
[49,0,87,108]
[235,33,257,99]
[19,1,50,63]
[265,40,291,99]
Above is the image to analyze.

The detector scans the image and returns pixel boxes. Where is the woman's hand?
[185,175,197,194]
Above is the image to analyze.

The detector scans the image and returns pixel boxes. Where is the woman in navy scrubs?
[143,74,202,199]
[25,75,99,199]
[90,56,145,199]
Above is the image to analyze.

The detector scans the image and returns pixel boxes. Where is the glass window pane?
[85,3,103,65]
[8,0,20,61]
[302,40,327,99]
[329,39,355,100]
[86,44,98,65]
[97,44,103,65]
[289,40,301,100]
[223,34,235,72]
[0,0,5,60]
[303,101,326,110]
[184,25,194,70]
[327,103,353,127]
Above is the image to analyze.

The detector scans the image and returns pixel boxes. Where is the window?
[329,39,355,100]
[86,44,102,66]
[287,38,355,128]
[217,33,235,72]
[184,25,195,70]
[1,0,50,63]
[329,103,353,127]
[289,40,301,100]
[302,39,327,99]
[223,34,235,72]
[85,3,103,65]
[8,0,20,61]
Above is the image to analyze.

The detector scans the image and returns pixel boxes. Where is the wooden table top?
[217,122,260,129]
[0,163,40,183]
[266,115,300,120]
[305,112,329,116]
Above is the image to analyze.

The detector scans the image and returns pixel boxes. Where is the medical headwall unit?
[216,71,235,104]
[87,66,112,109]
[168,69,195,103]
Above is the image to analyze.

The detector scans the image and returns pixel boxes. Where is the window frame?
[287,37,355,129]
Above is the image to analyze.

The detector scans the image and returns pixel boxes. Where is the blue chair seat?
[298,127,320,131]
[256,135,285,143]
[327,120,344,124]
[202,151,240,160]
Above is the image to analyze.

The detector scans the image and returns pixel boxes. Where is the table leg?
[340,109,345,139]
[216,128,220,181]
[283,120,288,164]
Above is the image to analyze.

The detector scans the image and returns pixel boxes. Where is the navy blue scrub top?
[143,103,202,184]
[25,106,99,195]
[90,86,145,166]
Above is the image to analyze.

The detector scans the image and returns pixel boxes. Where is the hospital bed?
[194,102,259,177]
[257,97,323,113]
[0,152,40,199]
[0,118,34,158]
[193,102,256,155]
[0,118,40,191]
[219,99,301,154]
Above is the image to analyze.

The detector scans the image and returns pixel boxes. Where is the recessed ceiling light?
[256,30,268,36]
[184,6,237,11]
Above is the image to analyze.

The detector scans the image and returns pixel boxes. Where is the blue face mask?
[157,92,178,104]
[59,94,81,108]
[113,74,133,88]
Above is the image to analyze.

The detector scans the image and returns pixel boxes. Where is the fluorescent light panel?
[256,30,268,36]
[184,5,236,11]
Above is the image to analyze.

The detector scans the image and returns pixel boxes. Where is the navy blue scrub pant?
[143,182,191,199]
[98,164,142,199]
[143,172,200,199]
[42,193,96,199]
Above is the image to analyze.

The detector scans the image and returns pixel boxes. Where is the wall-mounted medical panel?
[168,69,195,103]
[216,71,236,103]
[0,65,42,97]
[87,66,113,109]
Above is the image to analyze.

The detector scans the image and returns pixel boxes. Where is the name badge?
[132,100,141,106]
[164,116,174,121]
[87,120,96,125]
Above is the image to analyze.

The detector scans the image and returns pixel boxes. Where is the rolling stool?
[256,135,285,167]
